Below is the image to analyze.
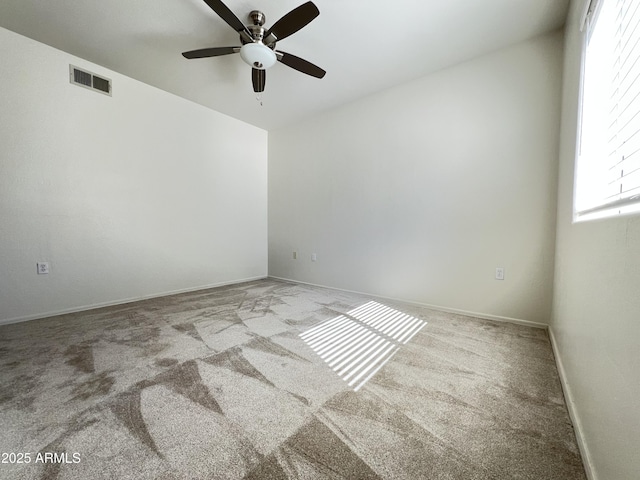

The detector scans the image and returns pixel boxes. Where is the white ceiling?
[0,0,569,130]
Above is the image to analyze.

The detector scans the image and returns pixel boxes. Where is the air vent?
[69,65,112,96]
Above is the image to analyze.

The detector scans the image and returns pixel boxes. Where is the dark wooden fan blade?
[265,2,319,42]
[252,69,266,93]
[277,51,325,78]
[202,0,252,41]
[182,47,239,59]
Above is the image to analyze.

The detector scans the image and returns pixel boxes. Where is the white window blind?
[576,0,640,220]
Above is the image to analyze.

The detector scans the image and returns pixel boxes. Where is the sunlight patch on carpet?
[300,301,427,391]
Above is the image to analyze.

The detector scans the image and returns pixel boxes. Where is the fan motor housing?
[241,10,278,48]
[241,24,266,44]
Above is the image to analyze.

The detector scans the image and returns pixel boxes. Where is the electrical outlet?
[37,262,50,275]
[311,253,317,262]
[293,251,297,260]
[495,267,504,280]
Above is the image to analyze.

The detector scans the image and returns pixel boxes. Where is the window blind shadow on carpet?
[300,301,427,391]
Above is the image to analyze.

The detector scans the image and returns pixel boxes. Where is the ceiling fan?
[182,0,326,94]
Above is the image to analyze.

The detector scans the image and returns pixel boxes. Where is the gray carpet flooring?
[0,279,586,479]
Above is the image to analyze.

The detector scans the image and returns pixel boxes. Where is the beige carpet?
[0,279,586,479]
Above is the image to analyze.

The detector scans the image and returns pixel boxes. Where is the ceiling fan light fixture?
[182,1,325,93]
[240,43,277,70]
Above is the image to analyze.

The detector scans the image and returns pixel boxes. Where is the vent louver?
[91,75,110,93]
[73,68,92,87]
[69,65,112,96]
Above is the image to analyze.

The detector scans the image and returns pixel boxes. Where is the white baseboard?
[268,275,548,329]
[548,326,597,480]
[0,275,267,326]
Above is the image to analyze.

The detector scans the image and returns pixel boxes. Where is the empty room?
[1,0,638,479]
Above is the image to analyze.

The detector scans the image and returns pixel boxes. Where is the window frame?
[574,0,640,222]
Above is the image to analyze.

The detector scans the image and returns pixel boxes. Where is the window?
[575,0,640,220]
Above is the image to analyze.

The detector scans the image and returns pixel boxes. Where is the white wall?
[551,1,640,479]
[269,32,563,325]
[0,27,268,324]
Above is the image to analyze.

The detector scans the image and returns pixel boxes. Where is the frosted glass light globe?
[239,43,277,70]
